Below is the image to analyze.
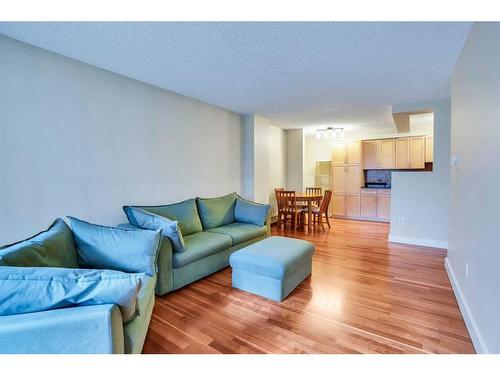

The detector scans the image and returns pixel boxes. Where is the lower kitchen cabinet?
[332,194,346,216]
[345,194,360,217]
[360,193,377,218]
[376,194,391,221]
[360,189,391,222]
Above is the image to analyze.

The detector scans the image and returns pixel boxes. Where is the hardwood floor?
[142,219,475,354]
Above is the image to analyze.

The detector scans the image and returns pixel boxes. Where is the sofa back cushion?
[196,193,237,230]
[0,266,144,322]
[0,219,79,268]
[69,217,161,276]
[123,206,186,252]
[130,198,202,236]
[235,196,271,227]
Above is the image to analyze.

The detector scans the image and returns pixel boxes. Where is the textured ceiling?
[0,22,472,130]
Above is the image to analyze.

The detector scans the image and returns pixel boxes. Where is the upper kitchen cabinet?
[396,138,409,169]
[362,139,395,169]
[362,140,379,169]
[346,141,362,164]
[332,143,346,165]
[332,141,362,165]
[409,136,425,168]
[379,139,396,168]
[425,136,433,163]
[365,136,426,170]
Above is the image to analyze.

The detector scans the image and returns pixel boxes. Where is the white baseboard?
[445,258,488,354]
[388,234,448,249]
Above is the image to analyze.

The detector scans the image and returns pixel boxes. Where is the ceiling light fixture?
[316,127,344,140]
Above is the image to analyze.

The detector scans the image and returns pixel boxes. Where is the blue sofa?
[0,218,158,354]
[122,193,271,295]
[0,193,269,354]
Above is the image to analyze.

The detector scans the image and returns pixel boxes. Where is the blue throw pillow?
[235,196,271,227]
[69,217,161,276]
[123,206,185,252]
[0,266,144,322]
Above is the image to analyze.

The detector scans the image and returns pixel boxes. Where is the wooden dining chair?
[312,190,332,230]
[276,190,304,230]
[274,188,284,227]
[305,187,322,207]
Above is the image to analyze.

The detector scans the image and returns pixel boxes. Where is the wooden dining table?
[294,192,323,232]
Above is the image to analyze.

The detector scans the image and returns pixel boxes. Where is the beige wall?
[448,22,500,353]
[0,35,243,244]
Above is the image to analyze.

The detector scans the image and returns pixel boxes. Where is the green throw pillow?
[196,192,237,230]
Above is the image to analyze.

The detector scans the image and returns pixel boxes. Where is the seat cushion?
[130,199,203,236]
[123,274,156,354]
[0,266,143,323]
[207,222,267,245]
[196,193,237,230]
[69,217,161,276]
[234,196,270,227]
[0,218,79,268]
[172,231,232,269]
[229,236,314,279]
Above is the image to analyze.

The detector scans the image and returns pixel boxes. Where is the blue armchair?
[0,218,160,354]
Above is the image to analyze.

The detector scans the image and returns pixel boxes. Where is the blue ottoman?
[229,236,314,302]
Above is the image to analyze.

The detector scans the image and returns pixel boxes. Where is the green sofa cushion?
[196,193,237,230]
[172,231,232,269]
[0,218,79,268]
[206,222,267,246]
[132,199,203,236]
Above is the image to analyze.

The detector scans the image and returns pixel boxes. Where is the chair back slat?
[305,187,322,196]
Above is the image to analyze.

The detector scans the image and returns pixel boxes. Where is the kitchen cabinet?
[332,194,346,216]
[345,165,362,194]
[346,141,362,164]
[360,188,391,222]
[409,136,425,169]
[396,138,409,169]
[362,139,395,169]
[360,190,377,218]
[346,194,361,217]
[332,141,361,165]
[332,166,346,193]
[376,194,391,221]
[332,143,346,165]
[363,140,379,169]
[379,139,396,168]
[426,136,433,163]
[331,142,363,219]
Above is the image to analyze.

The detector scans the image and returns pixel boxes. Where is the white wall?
[447,23,500,354]
[388,99,451,249]
[241,114,286,210]
[285,129,304,191]
[267,124,286,216]
[0,35,243,244]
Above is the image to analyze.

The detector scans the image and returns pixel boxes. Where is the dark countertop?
[362,185,391,189]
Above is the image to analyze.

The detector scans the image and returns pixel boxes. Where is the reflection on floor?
[143,219,475,354]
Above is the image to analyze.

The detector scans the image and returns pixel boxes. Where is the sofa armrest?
[0,304,124,354]
[262,211,270,237]
[118,223,174,295]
